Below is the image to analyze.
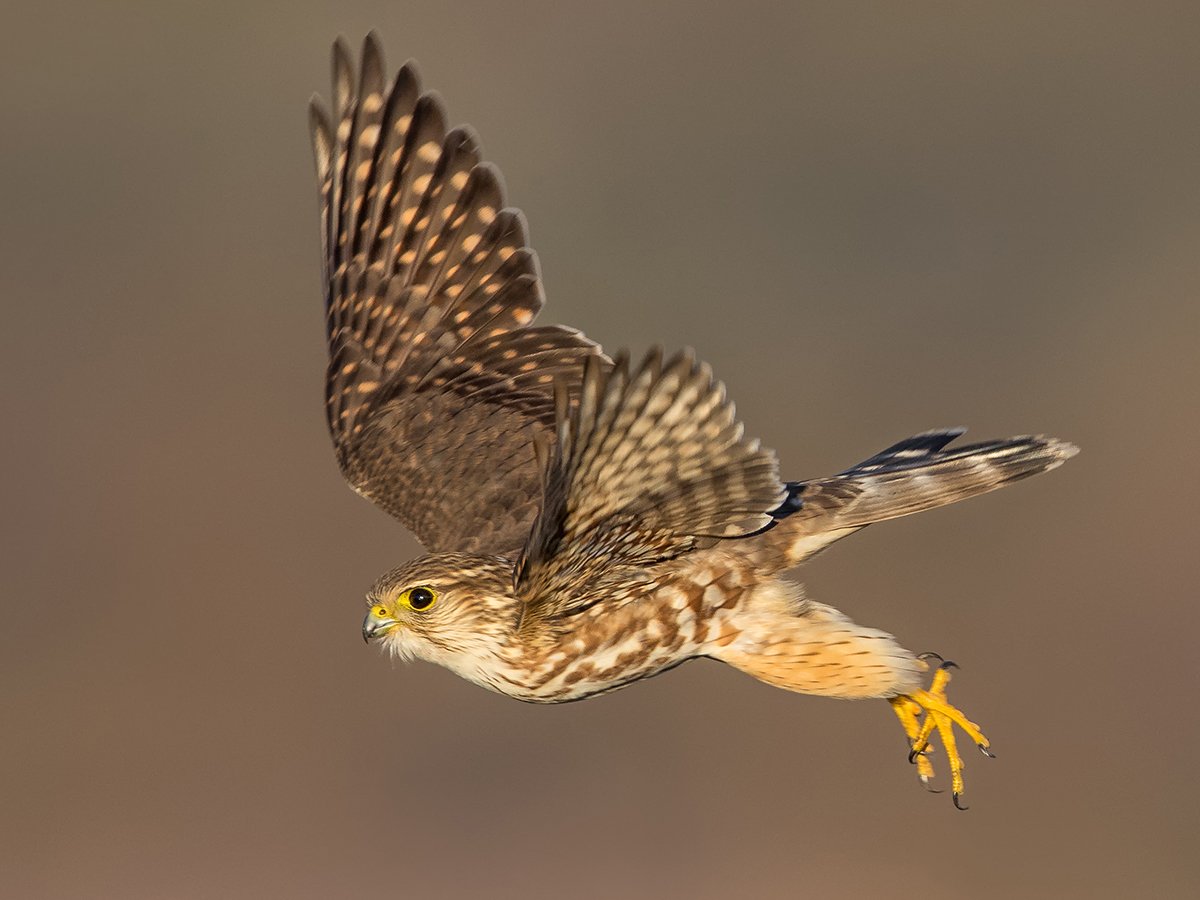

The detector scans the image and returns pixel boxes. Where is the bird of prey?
[308,33,1077,808]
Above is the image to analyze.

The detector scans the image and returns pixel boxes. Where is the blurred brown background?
[3,2,1197,897]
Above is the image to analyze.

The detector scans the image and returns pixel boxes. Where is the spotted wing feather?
[311,33,607,554]
[516,348,787,617]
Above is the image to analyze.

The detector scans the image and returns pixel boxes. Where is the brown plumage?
[313,34,1078,806]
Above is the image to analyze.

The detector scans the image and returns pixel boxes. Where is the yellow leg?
[892,660,994,809]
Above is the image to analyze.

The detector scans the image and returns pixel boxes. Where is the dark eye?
[407,586,436,610]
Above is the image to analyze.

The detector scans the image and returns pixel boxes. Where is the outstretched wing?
[310,33,607,555]
[516,349,788,618]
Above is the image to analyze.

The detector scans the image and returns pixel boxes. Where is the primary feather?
[310,33,608,555]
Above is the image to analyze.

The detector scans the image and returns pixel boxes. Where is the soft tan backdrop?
[3,2,1197,898]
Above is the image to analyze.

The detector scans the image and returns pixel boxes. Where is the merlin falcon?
[309,33,1077,808]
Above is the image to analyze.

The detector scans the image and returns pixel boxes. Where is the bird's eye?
[402,586,437,611]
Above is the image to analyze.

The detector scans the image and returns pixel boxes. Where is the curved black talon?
[908,745,929,765]
[978,743,996,759]
[953,792,969,811]
[917,651,944,664]
[919,777,943,794]
[939,660,959,671]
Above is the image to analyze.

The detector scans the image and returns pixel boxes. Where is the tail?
[753,428,1078,569]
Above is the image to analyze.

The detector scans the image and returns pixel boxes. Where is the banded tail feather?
[763,429,1078,568]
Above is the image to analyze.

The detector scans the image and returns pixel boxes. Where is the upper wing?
[310,33,607,555]
[515,349,788,618]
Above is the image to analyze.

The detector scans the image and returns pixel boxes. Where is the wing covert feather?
[516,349,787,617]
[311,33,607,554]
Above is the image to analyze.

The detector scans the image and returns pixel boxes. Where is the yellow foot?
[888,655,994,809]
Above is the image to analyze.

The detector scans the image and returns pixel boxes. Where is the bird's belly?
[481,574,750,703]
[516,654,698,703]
[498,629,704,704]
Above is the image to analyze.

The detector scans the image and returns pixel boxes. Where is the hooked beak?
[362,607,401,643]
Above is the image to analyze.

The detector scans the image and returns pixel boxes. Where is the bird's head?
[361,553,520,680]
